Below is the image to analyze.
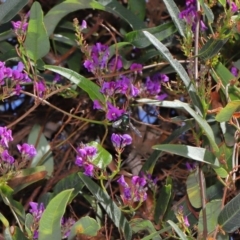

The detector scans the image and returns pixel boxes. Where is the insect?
[112,113,142,137]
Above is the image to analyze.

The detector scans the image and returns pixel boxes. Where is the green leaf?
[199,0,214,24]
[28,124,54,177]
[198,200,222,237]
[12,227,28,240]
[4,228,13,240]
[216,100,240,122]
[0,184,25,223]
[78,173,132,240]
[142,31,204,116]
[218,193,240,232]
[44,65,105,104]
[124,22,177,48]
[0,0,28,24]
[131,218,162,240]
[38,189,73,240]
[68,216,100,239]
[53,173,84,202]
[24,2,50,62]
[88,141,112,169]
[218,0,226,7]
[153,144,220,167]
[199,38,228,61]
[162,0,186,37]
[0,212,9,227]
[8,166,47,194]
[25,214,34,237]
[44,0,145,36]
[167,220,188,240]
[137,99,219,153]
[154,183,172,222]
[128,0,145,20]
[186,170,202,208]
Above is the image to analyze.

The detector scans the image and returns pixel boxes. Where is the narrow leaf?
[24,2,50,62]
[162,0,186,37]
[216,100,240,122]
[167,220,188,240]
[38,189,73,240]
[0,0,28,23]
[218,193,240,233]
[153,144,220,166]
[78,173,132,240]
[44,65,105,104]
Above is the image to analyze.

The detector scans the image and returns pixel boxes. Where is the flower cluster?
[0,126,36,170]
[179,0,207,31]
[144,73,169,100]
[117,175,148,203]
[29,202,75,239]
[0,61,31,96]
[84,43,110,74]
[227,0,238,13]
[75,145,97,176]
[111,133,132,151]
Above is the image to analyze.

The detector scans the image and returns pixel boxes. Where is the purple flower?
[17,143,37,159]
[145,77,161,95]
[75,145,97,177]
[106,102,125,121]
[84,43,110,73]
[111,133,132,149]
[35,81,46,97]
[29,202,45,219]
[0,126,13,148]
[1,150,15,164]
[108,56,123,72]
[156,93,168,100]
[130,63,143,74]
[93,100,102,110]
[81,20,87,30]
[61,217,75,238]
[132,176,147,187]
[53,73,61,82]
[11,21,28,32]
[227,0,238,12]
[231,66,238,77]
[117,175,129,188]
[84,163,94,176]
[100,81,116,96]
[184,216,190,227]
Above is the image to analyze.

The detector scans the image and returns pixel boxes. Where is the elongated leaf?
[4,228,13,240]
[154,183,172,222]
[199,0,214,24]
[216,100,240,122]
[0,0,28,24]
[137,99,219,153]
[28,124,54,177]
[44,65,105,104]
[12,227,28,240]
[167,220,188,240]
[8,166,47,193]
[0,212,9,227]
[199,38,228,61]
[198,200,222,237]
[53,173,84,202]
[78,173,132,240]
[68,216,100,239]
[186,170,202,208]
[153,144,220,166]
[44,0,145,36]
[162,0,186,37]
[38,189,73,240]
[24,2,50,62]
[125,22,176,48]
[128,0,145,20]
[218,193,240,232]
[142,31,203,116]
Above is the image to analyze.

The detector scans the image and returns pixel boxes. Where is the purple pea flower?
[227,0,238,12]
[1,150,15,164]
[11,21,28,32]
[111,133,132,149]
[106,102,125,121]
[17,143,37,159]
[231,66,238,77]
[81,20,87,30]
[35,81,46,97]
[61,217,75,238]
[130,63,143,74]
[184,216,190,227]
[93,100,102,110]
[0,126,13,148]
[100,81,116,96]
[108,56,123,72]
